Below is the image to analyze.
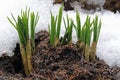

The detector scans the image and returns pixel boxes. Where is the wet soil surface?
[0,31,120,80]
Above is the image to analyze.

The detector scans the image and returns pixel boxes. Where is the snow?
[0,0,31,56]
[0,0,120,67]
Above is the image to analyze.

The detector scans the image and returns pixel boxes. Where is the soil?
[54,0,120,13]
[0,31,120,80]
[103,0,120,13]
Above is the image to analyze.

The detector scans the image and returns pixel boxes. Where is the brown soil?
[103,0,120,13]
[0,31,120,80]
[54,0,120,13]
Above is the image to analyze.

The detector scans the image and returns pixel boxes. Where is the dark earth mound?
[0,31,120,80]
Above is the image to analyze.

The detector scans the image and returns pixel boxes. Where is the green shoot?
[75,11,81,42]
[84,15,93,60]
[93,15,102,43]
[30,12,39,49]
[90,15,102,60]
[61,15,74,45]
[74,11,102,61]
[7,7,39,75]
[84,15,93,46]
[49,6,63,46]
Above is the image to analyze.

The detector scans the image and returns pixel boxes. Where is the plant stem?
[20,43,29,75]
[90,41,97,60]
[84,44,91,61]
[26,39,33,73]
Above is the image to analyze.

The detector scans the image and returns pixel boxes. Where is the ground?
[0,31,120,80]
[54,0,120,13]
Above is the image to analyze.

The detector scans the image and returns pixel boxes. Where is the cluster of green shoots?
[48,6,63,46]
[75,11,101,61]
[7,8,39,75]
[7,6,101,76]
[48,6,74,46]
[49,6,102,61]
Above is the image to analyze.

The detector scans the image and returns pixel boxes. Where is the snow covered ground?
[0,0,120,67]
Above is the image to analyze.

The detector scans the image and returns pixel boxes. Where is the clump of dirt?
[54,0,102,11]
[0,43,24,74]
[53,0,74,11]
[103,0,120,13]
[54,0,120,13]
[0,31,120,80]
